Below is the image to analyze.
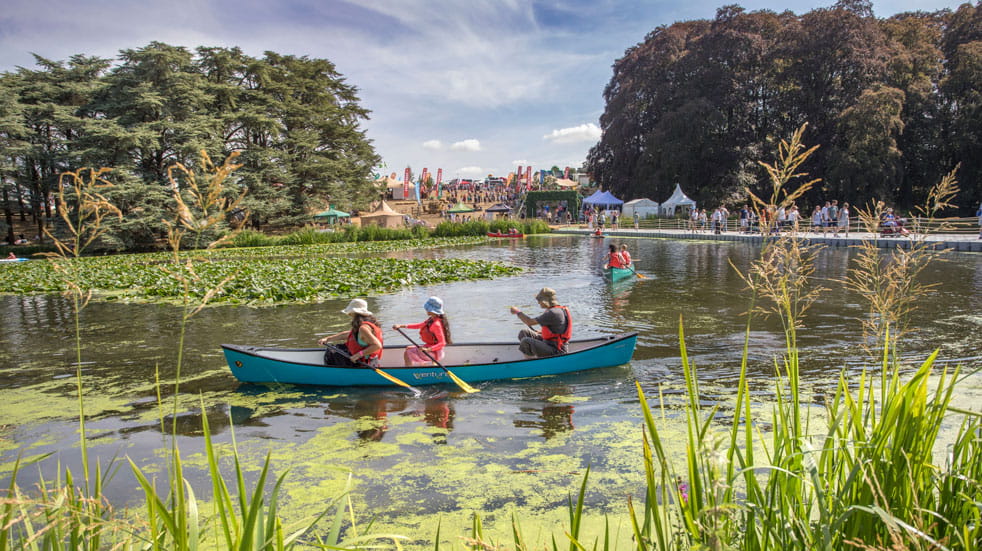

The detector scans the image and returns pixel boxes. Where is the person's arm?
[350,325,382,361]
[510,306,539,327]
[317,330,348,346]
[393,321,426,330]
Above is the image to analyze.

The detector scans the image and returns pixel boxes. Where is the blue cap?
[423,296,444,315]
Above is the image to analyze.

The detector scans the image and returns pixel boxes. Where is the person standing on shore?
[838,202,850,237]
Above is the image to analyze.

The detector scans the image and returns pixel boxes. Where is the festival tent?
[385,177,415,200]
[483,203,512,220]
[622,198,660,220]
[583,190,624,209]
[360,201,405,228]
[659,184,697,216]
[313,207,350,225]
[447,202,476,213]
[553,178,579,188]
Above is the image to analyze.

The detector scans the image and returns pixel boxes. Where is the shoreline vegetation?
[2,133,981,550]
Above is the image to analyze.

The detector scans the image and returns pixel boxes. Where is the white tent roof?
[624,198,659,207]
[661,184,696,207]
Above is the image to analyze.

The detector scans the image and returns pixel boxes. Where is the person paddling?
[619,244,632,267]
[318,298,384,367]
[509,287,572,358]
[604,244,626,269]
[393,296,452,366]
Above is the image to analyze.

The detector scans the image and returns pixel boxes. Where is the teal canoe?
[603,266,635,282]
[222,333,637,387]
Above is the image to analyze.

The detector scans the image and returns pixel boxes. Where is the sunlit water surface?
[1,235,980,546]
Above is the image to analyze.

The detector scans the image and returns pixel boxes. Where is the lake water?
[1,235,980,546]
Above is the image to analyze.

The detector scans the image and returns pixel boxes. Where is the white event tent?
[659,184,697,216]
[622,198,660,219]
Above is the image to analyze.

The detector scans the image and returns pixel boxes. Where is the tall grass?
[225,217,551,248]
[431,218,551,237]
[620,128,982,551]
[511,126,982,551]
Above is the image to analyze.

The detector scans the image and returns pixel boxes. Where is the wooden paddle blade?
[635,272,647,279]
[445,369,479,393]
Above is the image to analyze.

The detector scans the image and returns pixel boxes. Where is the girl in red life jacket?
[619,244,632,267]
[318,298,384,367]
[604,244,626,269]
[393,296,452,366]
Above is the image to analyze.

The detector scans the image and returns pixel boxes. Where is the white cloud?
[511,159,529,166]
[543,123,602,144]
[458,166,484,176]
[422,139,443,150]
[451,139,481,152]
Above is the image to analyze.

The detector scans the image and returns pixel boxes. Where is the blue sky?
[0,0,968,181]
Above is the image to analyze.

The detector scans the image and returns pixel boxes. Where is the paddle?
[395,327,479,394]
[629,265,647,279]
[325,344,421,394]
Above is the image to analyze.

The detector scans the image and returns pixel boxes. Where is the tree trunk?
[2,184,14,244]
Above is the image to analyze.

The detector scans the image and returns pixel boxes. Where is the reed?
[619,130,982,551]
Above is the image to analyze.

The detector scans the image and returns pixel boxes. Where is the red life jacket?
[540,306,572,351]
[346,321,383,360]
[608,252,626,269]
[419,317,441,346]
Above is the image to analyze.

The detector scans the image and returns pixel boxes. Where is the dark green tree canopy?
[0,42,381,248]
[588,1,982,214]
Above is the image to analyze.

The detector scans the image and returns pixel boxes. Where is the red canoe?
[487,232,524,238]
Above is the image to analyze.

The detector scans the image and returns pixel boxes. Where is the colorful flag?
[564,166,569,179]
[404,167,410,199]
[526,166,532,190]
[436,168,443,198]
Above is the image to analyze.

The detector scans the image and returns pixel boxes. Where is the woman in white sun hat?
[318,298,384,366]
[393,296,452,366]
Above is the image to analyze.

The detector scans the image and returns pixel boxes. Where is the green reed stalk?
[620,128,982,551]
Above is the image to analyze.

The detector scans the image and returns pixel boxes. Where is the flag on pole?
[525,166,532,191]
[564,166,570,180]
[404,167,410,200]
[436,168,443,198]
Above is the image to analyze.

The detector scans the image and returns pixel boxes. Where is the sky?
[0,0,969,181]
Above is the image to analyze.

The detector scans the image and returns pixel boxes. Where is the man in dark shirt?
[509,287,571,357]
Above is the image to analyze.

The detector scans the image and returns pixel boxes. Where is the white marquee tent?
[659,184,697,216]
[622,198,660,219]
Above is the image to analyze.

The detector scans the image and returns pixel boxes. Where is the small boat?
[487,232,524,238]
[0,257,28,263]
[222,332,637,387]
[604,266,635,282]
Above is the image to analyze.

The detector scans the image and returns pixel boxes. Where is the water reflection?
[513,384,576,439]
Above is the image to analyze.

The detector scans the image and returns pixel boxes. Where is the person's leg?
[526,338,561,357]
[518,327,541,357]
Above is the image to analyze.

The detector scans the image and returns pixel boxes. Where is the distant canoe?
[603,266,635,282]
[487,232,524,238]
[0,258,28,263]
[222,333,638,387]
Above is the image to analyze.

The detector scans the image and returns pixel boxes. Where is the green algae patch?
[546,394,589,403]
[211,409,659,547]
